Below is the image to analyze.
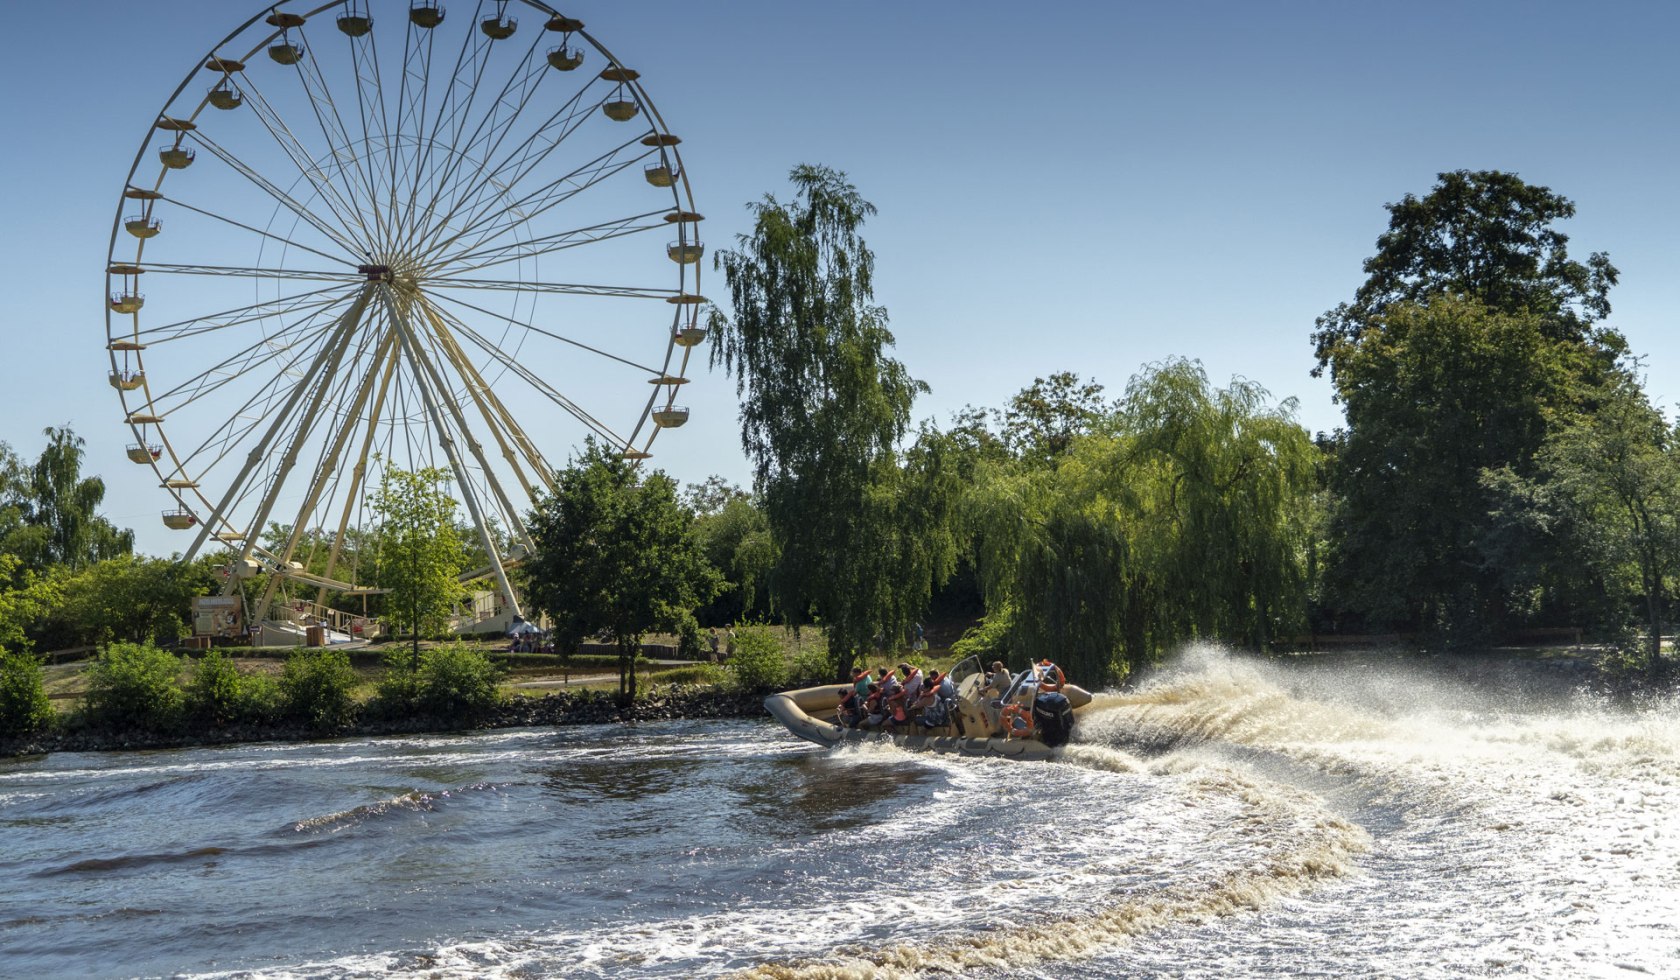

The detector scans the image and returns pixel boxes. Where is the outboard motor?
[1032,691,1075,747]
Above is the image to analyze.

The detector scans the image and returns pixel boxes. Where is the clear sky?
[2,0,1676,558]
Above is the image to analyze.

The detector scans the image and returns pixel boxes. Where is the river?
[2,646,1676,978]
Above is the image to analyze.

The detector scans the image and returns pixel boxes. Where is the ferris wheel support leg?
[183,284,377,572]
[318,341,401,610]
[383,291,524,621]
[385,293,534,556]
[416,298,543,547]
[260,328,399,618]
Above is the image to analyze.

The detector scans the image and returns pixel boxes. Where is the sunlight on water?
[3,654,1678,978]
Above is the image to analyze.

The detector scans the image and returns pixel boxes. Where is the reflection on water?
[0,653,1676,979]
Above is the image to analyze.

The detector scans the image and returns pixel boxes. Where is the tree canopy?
[1312,170,1621,378]
[966,359,1317,681]
[1,427,133,574]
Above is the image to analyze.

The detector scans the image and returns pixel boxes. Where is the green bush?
[417,644,501,721]
[787,647,833,687]
[281,648,358,731]
[951,610,1014,662]
[185,651,277,728]
[0,650,54,739]
[726,624,787,692]
[369,649,422,719]
[83,642,185,732]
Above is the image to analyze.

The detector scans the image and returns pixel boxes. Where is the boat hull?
[764,681,1093,760]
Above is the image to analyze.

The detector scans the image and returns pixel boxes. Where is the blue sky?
[2,0,1676,558]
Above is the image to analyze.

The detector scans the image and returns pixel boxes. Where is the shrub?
[787,647,833,687]
[726,624,787,692]
[416,644,501,721]
[369,648,422,719]
[951,610,1014,662]
[83,642,185,733]
[0,650,53,739]
[185,651,277,728]
[281,648,358,731]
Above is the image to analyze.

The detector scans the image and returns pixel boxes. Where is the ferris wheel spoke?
[162,312,357,473]
[317,340,400,602]
[398,34,551,257]
[424,287,663,374]
[405,80,605,260]
[222,70,378,250]
[150,315,341,415]
[259,327,400,611]
[434,210,669,277]
[291,49,387,245]
[161,195,354,268]
[422,275,677,300]
[141,262,369,284]
[183,284,377,567]
[421,137,651,267]
[135,285,347,343]
[423,299,632,445]
[340,17,398,244]
[185,130,366,256]
[411,294,549,498]
[403,295,536,547]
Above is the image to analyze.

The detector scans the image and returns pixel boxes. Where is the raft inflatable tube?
[764,682,1094,760]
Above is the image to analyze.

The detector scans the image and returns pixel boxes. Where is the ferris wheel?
[104,0,704,622]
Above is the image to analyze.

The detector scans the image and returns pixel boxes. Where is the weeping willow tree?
[709,165,956,675]
[966,359,1319,682]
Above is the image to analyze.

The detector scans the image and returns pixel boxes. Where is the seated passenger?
[899,662,924,705]
[862,683,884,727]
[984,661,1012,698]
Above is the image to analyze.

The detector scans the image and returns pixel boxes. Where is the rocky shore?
[0,686,772,759]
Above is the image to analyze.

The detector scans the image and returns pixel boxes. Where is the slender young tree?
[370,467,469,640]
[709,165,952,674]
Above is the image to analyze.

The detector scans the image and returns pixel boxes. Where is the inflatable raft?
[764,656,1094,760]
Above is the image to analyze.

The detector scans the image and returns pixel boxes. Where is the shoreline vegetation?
[3,638,1670,761]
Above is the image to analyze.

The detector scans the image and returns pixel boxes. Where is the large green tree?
[1313,172,1629,640]
[521,441,719,701]
[369,467,469,639]
[708,165,955,674]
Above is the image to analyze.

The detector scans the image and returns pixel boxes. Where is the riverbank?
[0,685,770,759]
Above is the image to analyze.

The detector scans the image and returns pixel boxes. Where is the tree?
[967,360,1318,681]
[708,165,954,674]
[1313,172,1630,641]
[690,493,773,624]
[48,555,218,647]
[369,467,469,639]
[999,372,1111,465]
[1324,297,1592,636]
[1529,378,1680,669]
[521,441,719,701]
[0,554,61,652]
[1,427,133,573]
[1311,169,1620,377]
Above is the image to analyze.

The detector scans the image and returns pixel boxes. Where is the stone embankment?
[1,686,770,759]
